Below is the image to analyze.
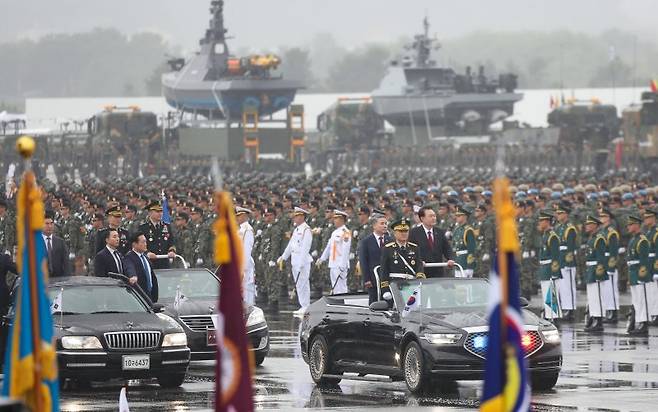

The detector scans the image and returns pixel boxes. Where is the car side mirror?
[369,301,389,311]
[152,303,166,313]
[519,297,529,308]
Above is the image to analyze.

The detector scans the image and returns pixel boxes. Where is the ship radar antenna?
[423,14,429,38]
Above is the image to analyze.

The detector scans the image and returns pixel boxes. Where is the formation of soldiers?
[0,168,656,329]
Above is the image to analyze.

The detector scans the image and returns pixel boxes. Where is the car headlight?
[423,332,462,345]
[157,313,182,329]
[162,332,188,347]
[541,329,561,344]
[61,336,103,350]
[246,307,266,327]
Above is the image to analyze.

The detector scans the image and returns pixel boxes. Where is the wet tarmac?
[5,299,658,411]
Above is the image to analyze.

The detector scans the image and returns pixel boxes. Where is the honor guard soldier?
[642,208,658,325]
[235,206,256,305]
[452,205,476,278]
[95,205,130,255]
[626,214,652,335]
[554,202,578,321]
[379,218,425,303]
[139,201,176,270]
[537,210,562,321]
[599,208,620,323]
[278,207,313,315]
[583,215,608,333]
[317,209,352,295]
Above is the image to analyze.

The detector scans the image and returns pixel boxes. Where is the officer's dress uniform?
[628,230,652,329]
[139,220,176,270]
[602,222,621,315]
[452,223,476,278]
[280,215,313,310]
[538,228,562,320]
[555,220,578,313]
[379,241,424,301]
[319,223,352,295]
[239,219,256,306]
[585,228,608,323]
[646,222,658,320]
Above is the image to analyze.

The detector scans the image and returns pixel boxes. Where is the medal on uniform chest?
[411,260,415,265]
[394,251,398,264]
[149,237,154,242]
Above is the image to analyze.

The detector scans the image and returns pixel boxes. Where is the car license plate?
[122,354,150,370]
[207,329,217,346]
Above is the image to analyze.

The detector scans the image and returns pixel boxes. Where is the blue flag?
[161,191,171,225]
[2,168,60,411]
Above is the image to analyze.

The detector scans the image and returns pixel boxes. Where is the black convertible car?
[1,276,191,388]
[157,268,270,365]
[300,278,562,394]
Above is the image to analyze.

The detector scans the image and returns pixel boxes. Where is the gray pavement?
[4,302,658,411]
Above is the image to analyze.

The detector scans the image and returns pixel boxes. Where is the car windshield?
[157,270,220,300]
[47,285,149,315]
[396,279,489,311]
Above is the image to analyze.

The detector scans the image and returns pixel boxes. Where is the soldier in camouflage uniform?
[473,203,494,278]
[188,207,206,267]
[258,208,283,309]
[57,200,86,275]
[123,205,142,235]
[436,202,454,233]
[85,212,104,274]
[517,200,534,298]
[0,199,16,256]
[318,206,336,293]
[173,212,194,265]
[348,206,371,292]
[307,201,325,299]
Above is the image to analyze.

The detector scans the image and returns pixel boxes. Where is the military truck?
[547,100,620,175]
[86,106,162,176]
[316,97,390,150]
[621,91,658,175]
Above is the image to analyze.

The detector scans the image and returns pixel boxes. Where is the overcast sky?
[3,0,656,52]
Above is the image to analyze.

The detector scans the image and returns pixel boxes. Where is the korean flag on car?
[402,284,422,318]
[50,288,63,314]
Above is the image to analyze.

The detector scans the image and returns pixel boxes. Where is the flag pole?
[17,136,43,412]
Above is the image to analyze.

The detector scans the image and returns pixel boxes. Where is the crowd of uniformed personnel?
[0,169,657,333]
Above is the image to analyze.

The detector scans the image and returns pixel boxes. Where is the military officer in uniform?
[138,201,176,270]
[626,214,652,335]
[452,205,476,278]
[537,210,562,321]
[599,208,620,323]
[379,218,425,304]
[259,208,283,309]
[317,209,352,295]
[554,202,578,321]
[642,208,658,325]
[473,203,494,278]
[236,206,256,305]
[583,215,608,333]
[95,206,130,255]
[278,207,313,314]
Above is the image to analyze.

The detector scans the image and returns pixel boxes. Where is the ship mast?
[202,0,230,78]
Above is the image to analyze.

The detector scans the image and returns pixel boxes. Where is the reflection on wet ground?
[44,305,658,411]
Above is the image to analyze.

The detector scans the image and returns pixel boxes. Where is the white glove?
[277,257,283,265]
[653,274,658,282]
[530,251,536,258]
[522,251,529,259]
[353,230,358,238]
[256,229,262,237]
[349,253,355,260]
[258,254,262,260]
[482,253,490,262]
[311,250,318,258]
[618,247,626,254]
[68,252,75,260]
[196,258,204,265]
[268,261,275,267]
[445,231,452,240]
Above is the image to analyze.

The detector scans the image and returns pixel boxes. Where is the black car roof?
[48,276,127,288]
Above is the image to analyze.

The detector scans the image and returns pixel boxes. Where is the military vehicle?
[621,90,658,174]
[86,106,161,175]
[547,99,620,175]
[162,0,302,120]
[371,18,522,146]
[316,97,390,149]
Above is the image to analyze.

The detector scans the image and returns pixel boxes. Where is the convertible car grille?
[464,331,543,359]
[104,331,161,350]
[180,315,214,332]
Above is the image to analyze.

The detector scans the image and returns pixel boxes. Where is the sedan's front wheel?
[158,373,186,388]
[403,341,429,394]
[309,335,341,386]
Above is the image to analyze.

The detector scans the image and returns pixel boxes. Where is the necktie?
[114,251,123,273]
[140,254,152,292]
[378,236,384,249]
[427,230,434,249]
[46,237,53,271]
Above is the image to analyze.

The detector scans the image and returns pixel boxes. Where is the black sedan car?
[300,278,562,394]
[1,276,190,388]
[156,268,270,365]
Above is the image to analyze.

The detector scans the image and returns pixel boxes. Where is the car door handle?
[362,318,370,326]
[321,315,330,324]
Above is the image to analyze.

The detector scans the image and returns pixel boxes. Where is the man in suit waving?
[124,232,159,303]
[358,210,390,304]
[409,206,454,278]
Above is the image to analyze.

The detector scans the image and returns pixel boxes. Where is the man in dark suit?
[93,229,125,277]
[44,211,70,278]
[409,206,455,278]
[124,232,159,303]
[358,212,391,304]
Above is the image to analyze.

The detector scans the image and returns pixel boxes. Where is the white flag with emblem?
[402,283,422,318]
[50,289,63,314]
[174,285,188,310]
[119,387,130,412]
